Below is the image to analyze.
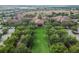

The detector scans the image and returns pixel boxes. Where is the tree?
[47,27,56,36]
[4,35,19,47]
[71,25,78,31]
[54,26,64,30]
[21,34,31,44]
[52,21,61,26]
[0,33,2,39]
[15,43,31,53]
[50,43,68,53]
[64,36,77,49]
[57,29,68,36]
[0,45,6,53]
[49,34,60,44]
[2,27,8,34]
[0,45,15,53]
[57,29,68,42]
[69,42,79,53]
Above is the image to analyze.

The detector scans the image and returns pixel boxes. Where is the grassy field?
[32,27,49,53]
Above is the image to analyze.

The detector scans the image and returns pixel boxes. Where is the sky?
[0,5,79,10]
[0,0,79,5]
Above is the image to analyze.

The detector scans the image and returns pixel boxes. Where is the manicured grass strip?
[32,27,49,53]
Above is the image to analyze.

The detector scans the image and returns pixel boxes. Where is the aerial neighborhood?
[0,5,79,53]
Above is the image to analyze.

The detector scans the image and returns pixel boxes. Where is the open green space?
[32,27,49,53]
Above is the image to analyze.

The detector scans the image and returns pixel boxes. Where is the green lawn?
[32,27,49,53]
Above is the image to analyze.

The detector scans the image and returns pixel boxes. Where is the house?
[60,16,71,22]
[35,19,44,26]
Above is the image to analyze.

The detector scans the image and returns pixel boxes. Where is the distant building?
[53,16,71,22]
[2,17,12,23]
[2,17,8,22]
